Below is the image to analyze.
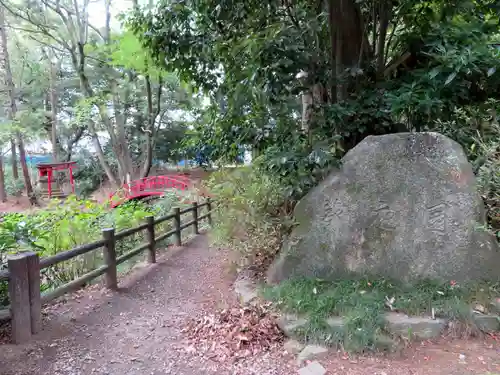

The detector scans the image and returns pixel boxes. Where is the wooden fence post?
[26,252,41,335]
[146,215,156,263]
[192,201,199,235]
[206,198,213,226]
[174,207,181,246]
[102,228,117,290]
[8,253,32,344]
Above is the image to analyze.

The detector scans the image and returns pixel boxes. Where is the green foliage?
[255,139,340,199]
[0,190,196,308]
[0,196,155,305]
[68,150,109,198]
[206,167,292,266]
[263,277,500,352]
[129,0,500,176]
[153,124,192,164]
[475,122,500,237]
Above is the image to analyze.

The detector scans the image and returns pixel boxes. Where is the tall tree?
[129,0,500,163]
[10,138,17,179]
[0,4,34,202]
[0,6,7,200]
[0,153,6,202]
[1,0,192,186]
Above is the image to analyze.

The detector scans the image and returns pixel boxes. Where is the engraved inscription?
[427,203,446,234]
[325,198,344,216]
[373,203,396,231]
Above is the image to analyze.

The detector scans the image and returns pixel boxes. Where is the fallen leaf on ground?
[181,304,284,362]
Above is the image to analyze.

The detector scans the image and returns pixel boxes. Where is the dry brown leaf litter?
[181,304,284,362]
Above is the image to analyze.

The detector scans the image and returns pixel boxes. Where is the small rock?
[325,316,345,334]
[385,312,446,339]
[298,360,327,375]
[297,344,329,364]
[472,313,500,332]
[277,314,309,338]
[473,304,486,313]
[283,339,305,355]
[374,334,399,352]
[234,279,258,305]
[490,298,500,314]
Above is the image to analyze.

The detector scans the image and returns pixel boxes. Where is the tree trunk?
[16,135,35,204]
[328,0,367,101]
[335,5,344,102]
[88,120,119,186]
[10,138,18,180]
[1,5,35,204]
[0,7,9,197]
[110,83,134,181]
[49,57,59,161]
[376,0,390,78]
[0,154,6,202]
[140,75,159,178]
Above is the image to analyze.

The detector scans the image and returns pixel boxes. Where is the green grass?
[262,277,500,352]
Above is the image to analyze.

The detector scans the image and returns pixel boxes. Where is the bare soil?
[0,196,37,213]
[0,235,499,375]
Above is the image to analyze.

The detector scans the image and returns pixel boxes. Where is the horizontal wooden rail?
[116,242,150,265]
[179,219,196,231]
[154,212,176,224]
[0,197,214,343]
[114,223,149,240]
[198,211,212,221]
[41,265,109,304]
[179,206,194,215]
[155,229,177,243]
[40,240,107,269]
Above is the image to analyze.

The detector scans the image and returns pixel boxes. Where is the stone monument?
[268,132,500,284]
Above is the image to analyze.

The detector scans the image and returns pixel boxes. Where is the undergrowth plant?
[263,277,500,352]
[474,121,500,239]
[205,167,294,269]
[0,193,191,307]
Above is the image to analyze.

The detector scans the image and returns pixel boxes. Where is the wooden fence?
[0,198,213,344]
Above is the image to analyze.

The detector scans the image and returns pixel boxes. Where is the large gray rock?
[268,132,500,283]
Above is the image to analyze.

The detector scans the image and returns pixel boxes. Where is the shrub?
[0,196,155,306]
[72,151,107,198]
[205,167,293,269]
[0,191,197,308]
[475,122,500,239]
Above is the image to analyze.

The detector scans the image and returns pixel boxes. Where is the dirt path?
[0,235,499,375]
[0,235,291,375]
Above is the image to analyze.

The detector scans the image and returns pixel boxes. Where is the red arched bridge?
[109,175,192,208]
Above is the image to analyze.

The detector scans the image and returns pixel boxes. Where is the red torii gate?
[36,161,76,198]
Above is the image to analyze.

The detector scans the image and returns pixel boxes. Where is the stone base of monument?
[277,302,500,352]
[232,270,499,356]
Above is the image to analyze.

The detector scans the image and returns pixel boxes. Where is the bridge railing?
[109,175,192,208]
[0,198,213,344]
